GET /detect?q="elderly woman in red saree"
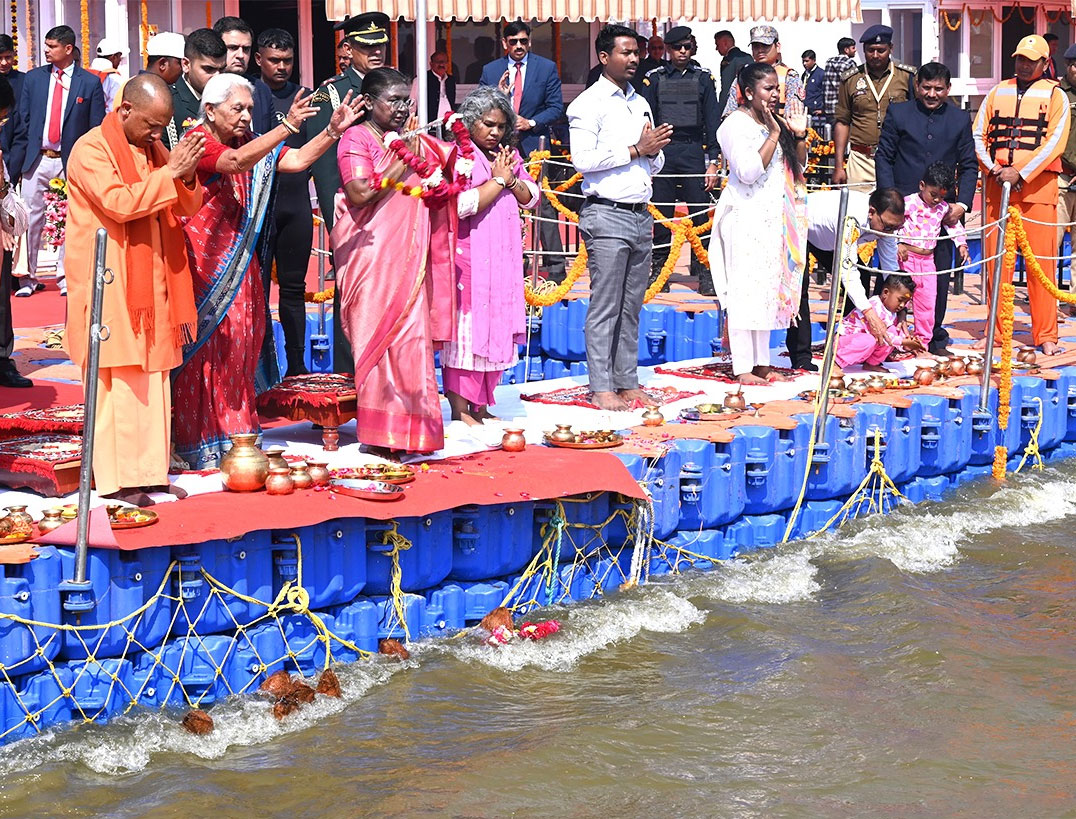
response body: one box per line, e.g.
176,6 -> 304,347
442,86 -> 538,424
172,72 -> 363,467
331,68 -> 461,456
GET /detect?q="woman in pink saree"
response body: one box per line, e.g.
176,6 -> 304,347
441,86 -> 538,424
331,68 -> 457,456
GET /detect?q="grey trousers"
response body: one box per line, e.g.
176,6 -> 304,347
579,201 -> 653,392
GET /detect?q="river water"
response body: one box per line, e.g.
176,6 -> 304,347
2,463 -> 1076,817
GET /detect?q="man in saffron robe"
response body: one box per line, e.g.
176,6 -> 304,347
65,74 -> 205,499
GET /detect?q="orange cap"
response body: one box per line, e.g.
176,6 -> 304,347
1012,35 -> 1049,61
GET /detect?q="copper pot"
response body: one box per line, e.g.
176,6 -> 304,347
948,357 -> 967,377
966,358 -> 983,375
866,374 -> 888,393
828,374 -> 846,391
37,508 -> 64,534
849,379 -> 870,396
501,428 -> 526,452
550,424 -> 575,443
3,505 -> 33,535
641,407 -> 665,426
220,433 -> 270,492
306,460 -> 330,487
936,358 -> 952,376
914,365 -> 936,386
1018,347 -> 1037,365
265,447 -> 288,472
289,462 -> 313,490
265,466 -> 294,495
723,388 -> 747,411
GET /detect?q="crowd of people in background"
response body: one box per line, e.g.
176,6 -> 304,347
0,14 -> 1070,493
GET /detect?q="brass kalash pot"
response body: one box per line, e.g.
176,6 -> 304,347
219,433 -> 270,492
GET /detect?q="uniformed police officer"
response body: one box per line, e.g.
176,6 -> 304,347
642,26 -> 720,294
309,11 -> 388,374
832,24 -> 915,187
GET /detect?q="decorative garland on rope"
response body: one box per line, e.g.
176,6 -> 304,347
80,0 -> 89,68
10,0 -> 16,69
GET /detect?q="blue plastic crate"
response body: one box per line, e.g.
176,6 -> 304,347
638,304 -> 671,365
449,503 -> 534,582
673,436 -> 747,528
668,309 -> 722,362
365,514 -> 453,594
1058,366 -> 1076,441
900,475 -> 952,503
56,546 -> 173,661
1013,375 -> 1065,455
791,412 -> 867,500
724,513 -> 788,552
733,418 -> 811,514
0,545 -> 62,677
19,657 -> 134,732
540,298 -> 589,361
171,531 -> 275,637
534,493 -> 612,562
273,519 -> 367,611
611,448 -> 682,541
304,310 -> 333,373
913,391 -> 973,477
422,584 -> 466,636
327,598 -> 380,657
855,399 -> 924,485
458,580 -> 511,622
661,529 -> 737,570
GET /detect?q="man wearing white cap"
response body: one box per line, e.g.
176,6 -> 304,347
974,34 -> 1070,355
90,37 -> 127,113
144,32 -> 184,86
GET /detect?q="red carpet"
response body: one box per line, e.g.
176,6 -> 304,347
34,447 -> 645,551
11,282 -> 66,330
0,381 -> 83,412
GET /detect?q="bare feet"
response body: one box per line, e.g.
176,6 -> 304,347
617,388 -> 655,406
1041,341 -> 1064,356
755,366 -> 790,383
473,406 -> 499,423
143,484 -> 189,499
969,337 -> 995,352
737,373 -> 768,385
863,364 -> 888,373
459,411 -> 482,426
364,445 -> 402,462
591,390 -> 629,411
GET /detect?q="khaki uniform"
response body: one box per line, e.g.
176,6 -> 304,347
835,61 -> 915,185
1058,77 -> 1076,290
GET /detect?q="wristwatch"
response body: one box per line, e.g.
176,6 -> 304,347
492,176 -> 507,188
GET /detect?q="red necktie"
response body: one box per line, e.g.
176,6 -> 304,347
48,68 -> 63,145
512,61 -> 524,112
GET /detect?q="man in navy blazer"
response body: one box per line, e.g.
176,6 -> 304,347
9,25 -> 105,297
479,22 -> 566,276
0,34 -> 24,159
875,61 -> 976,356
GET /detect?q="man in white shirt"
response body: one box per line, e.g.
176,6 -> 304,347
569,24 -> 672,412
802,187 -> 904,348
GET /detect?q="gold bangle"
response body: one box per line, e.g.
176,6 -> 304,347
281,118 -> 300,135
326,126 -> 342,140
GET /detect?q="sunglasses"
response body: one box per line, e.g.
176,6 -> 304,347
669,42 -> 693,51
506,37 -> 529,45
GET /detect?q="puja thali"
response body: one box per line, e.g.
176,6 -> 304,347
329,478 -> 406,501
544,430 -> 623,449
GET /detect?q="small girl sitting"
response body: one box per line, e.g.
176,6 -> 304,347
836,274 -> 924,371
898,162 -> 970,348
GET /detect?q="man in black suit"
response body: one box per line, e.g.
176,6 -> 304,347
0,76 -> 28,386
9,25 -> 105,298
875,61 -> 977,356
165,28 -> 225,150
414,51 -> 456,124
0,35 -> 27,292
714,30 -> 751,117
213,16 -> 275,136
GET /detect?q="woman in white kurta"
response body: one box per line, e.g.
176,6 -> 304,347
710,62 -> 808,384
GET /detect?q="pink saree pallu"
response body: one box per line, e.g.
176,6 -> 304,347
331,125 -> 456,454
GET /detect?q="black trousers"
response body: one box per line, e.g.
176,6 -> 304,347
320,204 -> 354,375
930,235 -> 954,353
0,249 -> 12,364
267,192 -> 314,377
786,241 -> 830,368
651,140 -> 713,292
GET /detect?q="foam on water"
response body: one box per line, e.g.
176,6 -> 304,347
695,550 -> 822,604
811,474 -> 1076,573
0,660 -> 403,776
433,589 -> 705,673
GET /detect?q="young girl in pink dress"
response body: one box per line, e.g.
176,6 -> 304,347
897,162 -> 970,348
836,274 -> 924,371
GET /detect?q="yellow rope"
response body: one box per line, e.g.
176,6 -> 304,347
1012,396 -> 1045,474
379,521 -> 413,643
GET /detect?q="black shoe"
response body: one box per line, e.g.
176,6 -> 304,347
792,361 -> 819,372
0,367 -> 32,388
929,346 -> 954,357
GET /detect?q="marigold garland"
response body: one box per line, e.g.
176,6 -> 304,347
80,0 -> 89,68
992,221 -> 1018,481
10,0 -> 16,69
858,240 -> 877,265
1009,207 -> 1076,304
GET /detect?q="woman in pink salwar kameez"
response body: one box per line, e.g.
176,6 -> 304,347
442,87 -> 538,424
331,68 -> 456,456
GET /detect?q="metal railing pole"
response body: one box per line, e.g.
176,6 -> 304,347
63,229 -> 111,614
813,187 -> 851,446
977,180 -> 1012,413
529,135 -> 548,292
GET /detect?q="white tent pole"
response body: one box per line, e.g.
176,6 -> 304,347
415,0 -> 429,126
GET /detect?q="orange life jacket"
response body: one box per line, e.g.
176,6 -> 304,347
984,77 -> 1063,173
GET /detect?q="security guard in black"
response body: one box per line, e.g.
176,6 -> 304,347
641,26 -> 721,294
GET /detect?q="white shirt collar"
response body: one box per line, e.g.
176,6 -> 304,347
511,52 -> 530,68
51,62 -> 74,77
597,73 -> 635,100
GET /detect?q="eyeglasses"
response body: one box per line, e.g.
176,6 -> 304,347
377,97 -> 413,110
506,37 -> 529,46
670,42 -> 693,51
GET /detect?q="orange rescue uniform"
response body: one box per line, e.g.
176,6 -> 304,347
974,76 -> 1070,345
